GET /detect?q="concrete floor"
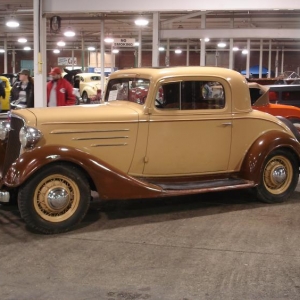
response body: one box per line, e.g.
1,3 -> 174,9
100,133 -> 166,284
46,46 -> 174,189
1,185 -> 300,300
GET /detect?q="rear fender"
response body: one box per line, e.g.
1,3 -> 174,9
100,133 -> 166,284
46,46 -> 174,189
240,130 -> 300,183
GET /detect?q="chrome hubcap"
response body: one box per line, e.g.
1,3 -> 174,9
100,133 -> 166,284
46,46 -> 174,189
47,188 -> 69,210
271,166 -> 287,184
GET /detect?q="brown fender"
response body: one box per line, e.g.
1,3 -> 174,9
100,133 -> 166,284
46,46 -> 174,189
240,130 -> 300,183
3,145 -> 162,200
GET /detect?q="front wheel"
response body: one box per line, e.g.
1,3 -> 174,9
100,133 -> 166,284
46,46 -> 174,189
82,91 -> 89,104
254,149 -> 299,203
18,164 -> 91,234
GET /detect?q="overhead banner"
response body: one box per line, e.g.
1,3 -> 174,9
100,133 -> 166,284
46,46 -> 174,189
113,38 -> 135,47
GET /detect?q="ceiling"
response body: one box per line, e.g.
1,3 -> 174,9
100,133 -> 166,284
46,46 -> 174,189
1,0 -> 300,52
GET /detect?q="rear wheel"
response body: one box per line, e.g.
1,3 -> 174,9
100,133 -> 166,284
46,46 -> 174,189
254,149 -> 299,203
18,164 -> 90,234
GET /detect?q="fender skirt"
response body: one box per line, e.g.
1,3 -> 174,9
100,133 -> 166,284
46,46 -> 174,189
3,145 -> 162,200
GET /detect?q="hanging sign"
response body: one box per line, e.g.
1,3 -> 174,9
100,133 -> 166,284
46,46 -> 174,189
58,57 -> 77,65
113,38 -> 135,47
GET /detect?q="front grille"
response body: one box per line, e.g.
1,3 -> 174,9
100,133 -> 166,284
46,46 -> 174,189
2,116 -> 24,176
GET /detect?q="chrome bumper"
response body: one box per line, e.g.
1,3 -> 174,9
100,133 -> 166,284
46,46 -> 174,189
0,191 -> 10,203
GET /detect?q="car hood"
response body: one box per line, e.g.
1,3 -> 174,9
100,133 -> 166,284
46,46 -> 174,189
24,102 -> 140,125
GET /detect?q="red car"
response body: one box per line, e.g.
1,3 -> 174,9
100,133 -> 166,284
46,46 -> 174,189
250,82 -> 300,130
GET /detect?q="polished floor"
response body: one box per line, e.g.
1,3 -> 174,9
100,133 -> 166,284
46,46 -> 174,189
1,185 -> 300,300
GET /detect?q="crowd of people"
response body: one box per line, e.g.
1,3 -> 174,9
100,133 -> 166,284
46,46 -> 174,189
0,66 -> 76,111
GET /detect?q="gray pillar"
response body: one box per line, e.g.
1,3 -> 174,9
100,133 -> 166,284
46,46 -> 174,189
186,40 -> 189,66
100,20 -> 105,93
229,38 -> 233,69
200,14 -> 206,66
268,40 -> 272,78
138,29 -> 142,67
165,39 -> 170,66
259,39 -> 263,78
281,48 -> 284,74
81,34 -> 85,71
152,12 -> 159,67
4,38 -> 7,73
246,39 -> 250,78
275,49 -> 279,77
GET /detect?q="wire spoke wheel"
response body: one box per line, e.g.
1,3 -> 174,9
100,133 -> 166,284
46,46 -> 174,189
34,174 -> 80,222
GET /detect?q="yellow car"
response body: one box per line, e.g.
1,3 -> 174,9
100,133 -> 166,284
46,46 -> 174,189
0,76 -> 12,111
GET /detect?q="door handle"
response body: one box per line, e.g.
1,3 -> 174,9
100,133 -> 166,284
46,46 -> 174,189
222,122 -> 232,126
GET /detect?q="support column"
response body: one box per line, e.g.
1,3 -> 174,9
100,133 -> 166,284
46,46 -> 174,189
268,40 -> 272,78
229,38 -> 233,69
81,34 -> 85,71
281,47 -> 284,74
259,39 -> 263,78
200,14 -> 206,66
4,38 -> 7,73
275,48 -> 279,77
33,0 -> 46,107
138,29 -> 142,67
246,39 -> 250,79
100,19 -> 105,94
186,40 -> 189,66
166,39 -> 170,66
152,12 -> 159,67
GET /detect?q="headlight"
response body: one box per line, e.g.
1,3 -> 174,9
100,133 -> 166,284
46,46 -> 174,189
19,126 -> 43,149
0,121 -> 11,140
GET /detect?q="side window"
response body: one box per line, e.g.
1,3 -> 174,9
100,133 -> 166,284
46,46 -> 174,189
156,80 -> 225,110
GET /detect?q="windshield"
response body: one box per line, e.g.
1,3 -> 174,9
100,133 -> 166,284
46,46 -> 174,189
105,78 -> 150,104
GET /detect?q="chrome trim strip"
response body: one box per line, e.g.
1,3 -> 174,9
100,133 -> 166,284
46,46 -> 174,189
42,120 -> 138,125
50,129 -> 130,134
91,143 -> 128,147
72,136 -> 129,140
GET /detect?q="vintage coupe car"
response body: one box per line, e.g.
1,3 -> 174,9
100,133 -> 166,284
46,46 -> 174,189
0,75 -> 12,111
249,82 -> 300,129
1,66 -> 300,234
73,72 -> 105,103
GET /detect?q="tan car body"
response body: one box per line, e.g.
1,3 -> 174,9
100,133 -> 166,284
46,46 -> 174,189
1,66 -> 300,233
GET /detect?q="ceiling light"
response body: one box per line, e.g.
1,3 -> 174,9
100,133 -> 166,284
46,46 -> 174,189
6,18 -> 19,28
135,18 -> 149,26
57,41 -> 66,47
104,37 -> 114,43
0,49 -> 5,53
53,49 -> 60,54
112,49 -> 119,54
88,46 -> 95,51
134,42 -> 139,46
24,46 -> 31,51
233,46 -> 239,51
64,27 -> 75,37
242,49 -> 248,54
217,42 -> 226,48
204,38 -> 210,42
159,46 -> 165,51
18,37 -> 27,43
175,49 -> 182,54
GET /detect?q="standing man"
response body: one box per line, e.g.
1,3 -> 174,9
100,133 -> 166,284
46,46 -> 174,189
47,67 -> 75,106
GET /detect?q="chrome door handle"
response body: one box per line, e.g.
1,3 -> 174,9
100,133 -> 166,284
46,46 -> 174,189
222,122 -> 232,126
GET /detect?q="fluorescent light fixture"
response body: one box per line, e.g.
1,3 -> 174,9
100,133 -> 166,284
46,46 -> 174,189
53,49 -> 60,54
57,41 -> 66,47
204,37 -> 210,42
6,18 -> 19,28
18,37 -> 27,43
232,46 -> 239,51
242,49 -> 248,54
104,37 -> 114,43
135,18 -> 149,26
175,49 -> 182,54
88,46 -> 95,51
217,42 -> 226,48
112,49 -> 119,54
0,49 -> 5,53
24,46 -> 31,50
64,27 -> 75,37
134,42 -> 139,46
159,46 -> 165,51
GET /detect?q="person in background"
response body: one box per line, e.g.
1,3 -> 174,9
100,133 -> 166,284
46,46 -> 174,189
0,78 -> 5,99
47,67 -> 75,106
10,69 -> 34,108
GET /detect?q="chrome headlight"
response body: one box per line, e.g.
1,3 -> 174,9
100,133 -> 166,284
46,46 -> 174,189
19,126 -> 43,149
0,121 -> 11,140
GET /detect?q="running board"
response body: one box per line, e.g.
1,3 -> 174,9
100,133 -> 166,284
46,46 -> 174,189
147,178 -> 255,196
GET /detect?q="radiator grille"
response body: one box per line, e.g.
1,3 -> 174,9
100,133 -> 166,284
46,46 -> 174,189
2,116 -> 24,176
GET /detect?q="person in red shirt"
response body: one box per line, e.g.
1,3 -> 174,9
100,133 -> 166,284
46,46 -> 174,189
47,67 -> 75,106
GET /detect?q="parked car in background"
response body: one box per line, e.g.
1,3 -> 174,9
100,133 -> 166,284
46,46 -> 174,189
0,75 -> 12,111
1,67 -> 300,234
264,84 -> 300,108
74,73 -> 105,103
249,83 -> 300,128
